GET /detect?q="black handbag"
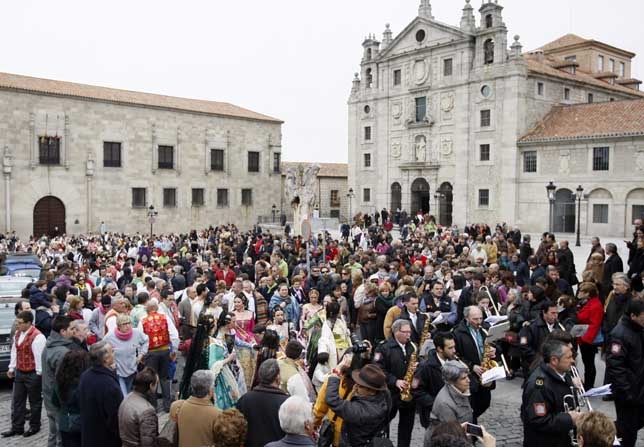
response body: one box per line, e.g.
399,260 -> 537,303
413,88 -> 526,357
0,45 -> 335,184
317,418 -> 335,447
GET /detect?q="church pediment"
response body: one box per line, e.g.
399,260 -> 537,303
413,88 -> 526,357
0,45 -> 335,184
378,17 -> 472,60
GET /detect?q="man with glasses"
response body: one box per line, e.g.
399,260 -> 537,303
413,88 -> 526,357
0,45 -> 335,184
2,311 -> 46,438
375,319 -> 416,447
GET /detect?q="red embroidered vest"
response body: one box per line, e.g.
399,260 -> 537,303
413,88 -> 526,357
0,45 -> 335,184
16,326 -> 41,372
142,312 -> 170,350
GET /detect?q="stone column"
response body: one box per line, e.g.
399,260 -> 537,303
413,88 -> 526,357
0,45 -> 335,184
64,115 -> 70,169
151,123 -> 157,173
3,146 -> 13,231
86,151 -> 95,233
29,113 -> 36,169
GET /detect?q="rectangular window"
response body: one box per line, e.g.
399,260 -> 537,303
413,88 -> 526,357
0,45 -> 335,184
248,151 -> 260,173
273,152 -> 281,173
158,145 -> 174,169
633,205 -> 644,222
364,126 -> 372,141
38,136 -> 60,165
564,55 -> 577,62
479,144 -> 490,161
593,146 -> 610,171
588,93 -> 594,103
443,58 -> 453,76
415,97 -> 427,122
216,188 -> 229,207
192,188 -> 204,207
480,109 -> 491,127
593,204 -> 609,223
598,55 -> 604,71
478,189 -> 490,208
564,87 -> 571,100
210,149 -> 224,171
619,62 -> 625,77
103,142 -> 121,167
163,188 -> 177,207
393,69 -> 401,86
523,151 -> 537,173
241,188 -> 253,206
330,190 -> 340,207
330,209 -> 340,218
363,188 -> 371,202
609,59 -> 615,72
132,188 -> 146,208
363,153 -> 371,167
537,82 -> 544,96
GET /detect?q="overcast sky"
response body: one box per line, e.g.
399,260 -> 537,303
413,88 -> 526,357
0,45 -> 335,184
2,0 -> 641,164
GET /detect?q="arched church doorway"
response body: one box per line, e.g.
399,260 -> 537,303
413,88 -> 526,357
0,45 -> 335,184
437,182 -> 453,227
411,178 -> 430,215
33,196 -> 66,237
391,182 -> 402,212
553,189 -> 575,233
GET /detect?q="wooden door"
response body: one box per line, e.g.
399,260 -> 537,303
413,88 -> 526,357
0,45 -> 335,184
33,196 -> 66,237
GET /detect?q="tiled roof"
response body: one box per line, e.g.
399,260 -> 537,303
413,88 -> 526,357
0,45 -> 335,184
524,53 -> 644,98
539,33 -> 589,52
519,99 -> 644,143
281,162 -> 348,178
0,71 -> 282,123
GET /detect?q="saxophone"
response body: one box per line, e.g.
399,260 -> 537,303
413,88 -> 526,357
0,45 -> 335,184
479,327 -> 499,388
400,315 -> 432,402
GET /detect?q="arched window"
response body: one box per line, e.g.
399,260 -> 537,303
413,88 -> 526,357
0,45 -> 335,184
366,48 -> 372,60
366,68 -> 373,88
485,14 -> 493,28
484,39 -> 494,65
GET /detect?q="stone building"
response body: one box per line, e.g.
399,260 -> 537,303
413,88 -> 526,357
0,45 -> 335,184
280,162 -> 348,220
0,71 -> 283,238
348,0 -> 644,236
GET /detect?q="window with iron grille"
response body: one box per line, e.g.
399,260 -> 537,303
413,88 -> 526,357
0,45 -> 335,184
443,58 -> 453,76
593,147 -> 609,171
217,189 -> 229,207
363,188 -> 371,202
132,188 -> 146,208
593,204 -> 609,223
103,142 -> 121,167
478,189 -> 490,207
330,190 -> 340,207
415,97 -> 426,122
273,152 -> 281,173
364,153 -> 371,168
480,110 -> 491,127
364,126 -> 372,141
393,69 -> 401,86
39,137 -> 60,165
537,82 -> 544,96
248,151 -> 260,173
211,149 -> 224,171
479,144 -> 490,161
523,151 -> 537,173
564,88 -> 571,100
158,145 -> 174,169
241,188 -> 252,206
192,188 -> 204,207
163,188 -> 177,207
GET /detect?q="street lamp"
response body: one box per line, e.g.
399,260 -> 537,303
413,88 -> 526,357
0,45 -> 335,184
433,192 -> 445,223
271,204 -> 277,223
147,205 -> 158,236
546,181 -> 557,234
574,185 -> 584,247
346,188 -> 355,223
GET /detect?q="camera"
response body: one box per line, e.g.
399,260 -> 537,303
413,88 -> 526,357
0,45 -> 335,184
349,334 -> 369,354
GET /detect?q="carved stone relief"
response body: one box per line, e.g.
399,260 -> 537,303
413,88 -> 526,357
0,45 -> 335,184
559,149 -> 570,174
440,137 -> 453,157
391,140 -> 402,159
636,149 -> 644,171
413,59 -> 429,85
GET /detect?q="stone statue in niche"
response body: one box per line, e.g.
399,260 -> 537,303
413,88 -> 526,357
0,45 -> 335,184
636,150 -> 644,171
559,150 -> 570,174
414,135 -> 427,161
284,164 -> 320,236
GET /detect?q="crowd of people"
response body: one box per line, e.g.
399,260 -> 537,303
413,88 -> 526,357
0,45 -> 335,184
0,212 -> 643,447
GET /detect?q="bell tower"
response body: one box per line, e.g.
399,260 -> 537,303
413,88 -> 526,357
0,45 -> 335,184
476,0 -> 507,66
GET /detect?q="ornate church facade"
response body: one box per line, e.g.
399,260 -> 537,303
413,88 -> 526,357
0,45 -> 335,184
348,0 -> 644,237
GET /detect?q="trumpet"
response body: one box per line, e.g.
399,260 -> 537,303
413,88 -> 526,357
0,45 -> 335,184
571,365 -> 592,411
479,285 -> 500,316
563,366 -> 592,447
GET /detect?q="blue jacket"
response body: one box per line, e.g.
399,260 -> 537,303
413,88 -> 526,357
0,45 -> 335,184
78,366 -> 123,447
269,292 -> 300,326
29,285 -> 51,309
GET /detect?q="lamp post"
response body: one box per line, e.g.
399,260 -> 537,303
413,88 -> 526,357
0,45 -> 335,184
433,192 -> 445,224
271,204 -> 277,223
574,185 -> 584,247
546,181 -> 557,234
346,188 -> 355,223
147,205 -> 158,236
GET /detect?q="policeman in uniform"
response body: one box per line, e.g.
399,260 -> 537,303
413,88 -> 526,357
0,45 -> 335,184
519,300 -> 565,376
521,339 -> 581,447
605,299 -> 644,447
375,318 -> 416,447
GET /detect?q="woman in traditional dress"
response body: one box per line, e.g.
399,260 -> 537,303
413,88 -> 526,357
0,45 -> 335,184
215,312 -> 251,396
232,294 -> 256,389
300,289 -> 323,342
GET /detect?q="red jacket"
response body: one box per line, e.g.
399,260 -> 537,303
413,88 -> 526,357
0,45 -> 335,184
576,296 -> 603,345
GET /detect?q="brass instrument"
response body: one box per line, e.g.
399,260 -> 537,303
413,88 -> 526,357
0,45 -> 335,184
401,313 -> 433,401
478,286 -> 511,379
563,365 -> 592,447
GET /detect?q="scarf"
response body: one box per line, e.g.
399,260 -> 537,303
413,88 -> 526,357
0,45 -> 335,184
115,326 -> 133,341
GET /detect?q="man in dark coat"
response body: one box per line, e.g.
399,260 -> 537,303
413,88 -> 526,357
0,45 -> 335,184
78,341 -> 123,447
556,240 -> 577,286
237,359 -> 289,447
395,294 -> 428,345
602,242 -> 624,298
